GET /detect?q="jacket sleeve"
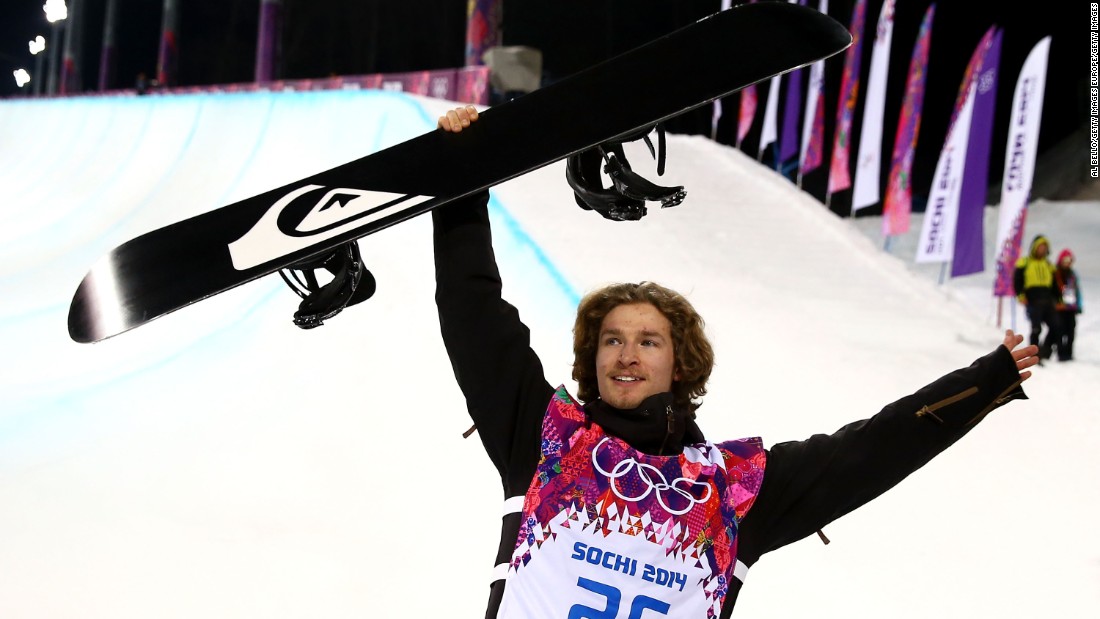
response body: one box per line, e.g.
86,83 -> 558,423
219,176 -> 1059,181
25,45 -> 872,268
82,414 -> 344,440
433,191 -> 555,490
736,345 -> 1027,564
1014,261 -> 1026,298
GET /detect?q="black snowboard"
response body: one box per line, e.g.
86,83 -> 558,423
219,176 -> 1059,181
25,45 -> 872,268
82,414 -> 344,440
68,1 -> 850,343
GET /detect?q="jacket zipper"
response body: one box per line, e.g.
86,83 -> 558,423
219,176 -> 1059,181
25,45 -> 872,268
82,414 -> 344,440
965,379 -> 1025,427
657,405 -> 675,455
915,386 -> 979,425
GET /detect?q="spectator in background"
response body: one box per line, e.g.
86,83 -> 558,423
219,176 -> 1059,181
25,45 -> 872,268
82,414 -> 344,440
1054,248 -> 1083,361
1014,234 -> 1061,363
135,72 -> 159,96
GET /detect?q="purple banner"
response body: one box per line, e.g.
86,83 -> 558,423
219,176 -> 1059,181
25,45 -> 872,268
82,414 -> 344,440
780,68 -> 803,163
952,28 -> 1001,277
827,0 -> 866,194
255,0 -> 283,82
779,0 -> 806,163
883,3 -> 933,237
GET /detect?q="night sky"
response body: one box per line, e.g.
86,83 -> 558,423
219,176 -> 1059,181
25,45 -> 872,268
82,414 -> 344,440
0,1 -> 1090,212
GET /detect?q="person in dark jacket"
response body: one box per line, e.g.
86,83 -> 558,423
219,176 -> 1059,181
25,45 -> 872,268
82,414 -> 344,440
1053,248 -> 1083,361
1014,234 -> 1060,360
433,106 -> 1039,619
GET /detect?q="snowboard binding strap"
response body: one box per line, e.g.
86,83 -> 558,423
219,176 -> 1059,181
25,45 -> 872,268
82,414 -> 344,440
566,124 -> 686,222
278,241 -> 376,329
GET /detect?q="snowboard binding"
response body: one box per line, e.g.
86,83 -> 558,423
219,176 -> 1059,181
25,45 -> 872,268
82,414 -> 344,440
566,123 -> 686,222
278,241 -> 376,329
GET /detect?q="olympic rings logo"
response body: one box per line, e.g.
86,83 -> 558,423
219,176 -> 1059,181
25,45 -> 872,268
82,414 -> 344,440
591,437 -> 713,516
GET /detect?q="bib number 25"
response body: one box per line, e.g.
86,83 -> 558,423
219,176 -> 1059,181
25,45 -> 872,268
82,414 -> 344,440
567,577 -> 670,619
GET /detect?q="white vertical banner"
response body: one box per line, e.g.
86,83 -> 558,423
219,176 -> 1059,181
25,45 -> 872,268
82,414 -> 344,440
915,87 -> 976,264
759,74 -> 781,157
851,0 -> 895,211
800,0 -> 828,172
992,36 -> 1051,294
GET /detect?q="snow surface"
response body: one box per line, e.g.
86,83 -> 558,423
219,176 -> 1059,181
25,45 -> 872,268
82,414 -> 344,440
0,90 -> 1097,618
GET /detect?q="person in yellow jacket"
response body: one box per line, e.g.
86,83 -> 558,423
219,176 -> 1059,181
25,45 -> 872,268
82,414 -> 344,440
1013,234 -> 1061,361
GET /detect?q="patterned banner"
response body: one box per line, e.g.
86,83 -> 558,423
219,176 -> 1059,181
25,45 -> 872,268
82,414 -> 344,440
466,0 -> 503,66
734,0 -> 756,147
882,3 -> 933,237
952,28 -> 1002,277
851,0 -> 894,211
915,26 -> 996,264
799,0 -> 828,174
826,0 -> 866,194
993,36 -> 1051,296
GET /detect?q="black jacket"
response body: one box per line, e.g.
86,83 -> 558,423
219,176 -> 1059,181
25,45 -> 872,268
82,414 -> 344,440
433,191 -> 1028,618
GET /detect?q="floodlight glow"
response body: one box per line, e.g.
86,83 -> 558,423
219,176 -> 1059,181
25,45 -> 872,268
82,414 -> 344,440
29,36 -> 46,55
14,69 -> 31,88
43,0 -> 68,23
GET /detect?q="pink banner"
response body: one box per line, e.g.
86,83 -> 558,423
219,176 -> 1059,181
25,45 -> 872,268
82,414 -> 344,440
882,3 -> 934,237
738,85 -> 757,146
827,0 -> 866,194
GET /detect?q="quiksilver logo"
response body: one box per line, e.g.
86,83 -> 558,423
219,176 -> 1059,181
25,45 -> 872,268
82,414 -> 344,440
228,184 -> 434,270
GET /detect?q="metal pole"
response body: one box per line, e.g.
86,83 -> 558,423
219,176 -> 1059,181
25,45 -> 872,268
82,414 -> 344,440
255,0 -> 283,83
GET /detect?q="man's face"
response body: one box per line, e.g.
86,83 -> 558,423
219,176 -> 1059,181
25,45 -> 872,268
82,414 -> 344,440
1036,242 -> 1049,258
595,302 -> 679,410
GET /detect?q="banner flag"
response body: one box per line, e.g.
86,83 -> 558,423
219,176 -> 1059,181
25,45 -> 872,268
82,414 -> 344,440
759,74 -> 781,157
882,3 -> 933,237
738,85 -> 758,147
851,0 -> 894,211
915,26 -> 997,264
993,36 -> 1051,296
827,0 -> 867,194
914,86 -> 976,263
799,0 -> 828,174
827,0 -> 866,193
780,0 -> 808,164
952,28 -> 1002,277
734,0 -> 757,147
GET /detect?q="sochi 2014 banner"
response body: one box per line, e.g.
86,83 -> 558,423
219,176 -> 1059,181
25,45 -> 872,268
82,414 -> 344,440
826,0 -> 867,195
993,36 -> 1051,296
851,0 -> 894,211
915,26 -> 997,264
882,2 -> 933,237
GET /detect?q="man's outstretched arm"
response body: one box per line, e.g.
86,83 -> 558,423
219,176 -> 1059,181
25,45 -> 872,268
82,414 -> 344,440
737,331 -> 1037,563
433,106 -> 554,487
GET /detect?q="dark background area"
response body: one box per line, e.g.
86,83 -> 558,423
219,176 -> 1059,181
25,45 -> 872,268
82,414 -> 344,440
0,0 -> 1091,213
